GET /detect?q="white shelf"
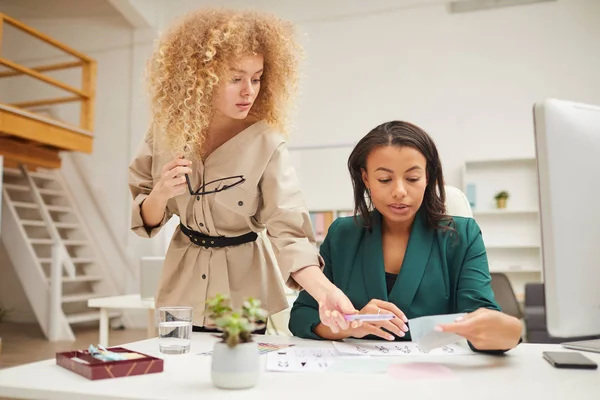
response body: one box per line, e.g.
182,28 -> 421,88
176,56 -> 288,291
490,269 -> 541,274
490,269 -> 541,273
473,209 -> 538,216
485,244 -> 540,249
465,157 -> 536,167
463,156 -> 543,298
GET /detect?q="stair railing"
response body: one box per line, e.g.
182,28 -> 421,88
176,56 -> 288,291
18,164 -> 76,340
0,12 -> 96,132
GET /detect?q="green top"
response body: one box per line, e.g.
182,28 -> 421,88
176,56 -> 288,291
289,209 -> 503,351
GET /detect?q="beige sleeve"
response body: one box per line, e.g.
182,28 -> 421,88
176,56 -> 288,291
256,143 -> 323,290
128,135 -> 173,238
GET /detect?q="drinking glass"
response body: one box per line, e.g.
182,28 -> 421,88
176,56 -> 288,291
157,306 -> 193,354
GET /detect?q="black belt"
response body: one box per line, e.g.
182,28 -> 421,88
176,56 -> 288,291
179,223 -> 257,248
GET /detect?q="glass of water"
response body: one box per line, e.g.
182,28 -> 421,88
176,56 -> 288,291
157,306 -> 193,354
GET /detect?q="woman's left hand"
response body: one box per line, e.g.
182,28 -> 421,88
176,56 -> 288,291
318,286 -> 361,334
435,308 -> 522,351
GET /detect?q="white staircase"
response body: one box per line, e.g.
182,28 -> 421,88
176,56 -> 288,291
1,164 -> 121,341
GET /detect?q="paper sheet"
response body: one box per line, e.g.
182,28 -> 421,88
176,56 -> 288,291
332,341 -> 472,356
266,340 -> 472,373
407,313 -> 466,352
265,347 -> 338,372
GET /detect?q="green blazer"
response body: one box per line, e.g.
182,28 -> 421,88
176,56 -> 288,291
289,209 -> 501,343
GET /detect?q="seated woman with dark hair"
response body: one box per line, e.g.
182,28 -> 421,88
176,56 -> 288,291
288,121 -> 522,352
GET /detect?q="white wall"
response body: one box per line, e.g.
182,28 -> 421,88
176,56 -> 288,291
293,0 -> 595,209
156,0 -> 600,211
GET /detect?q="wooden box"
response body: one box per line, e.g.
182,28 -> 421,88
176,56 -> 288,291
55,347 -> 163,380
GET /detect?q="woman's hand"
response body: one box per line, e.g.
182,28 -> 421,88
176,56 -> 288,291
141,158 -> 192,228
153,158 -> 193,201
347,299 -> 409,341
317,286 -> 358,333
290,267 -> 360,334
435,308 -> 522,351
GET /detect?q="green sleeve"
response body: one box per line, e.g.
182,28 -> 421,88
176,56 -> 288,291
288,220 -> 338,339
456,218 -> 501,314
458,218 -> 519,354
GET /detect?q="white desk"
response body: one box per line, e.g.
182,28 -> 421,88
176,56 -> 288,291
87,294 -> 155,347
1,334 -> 599,400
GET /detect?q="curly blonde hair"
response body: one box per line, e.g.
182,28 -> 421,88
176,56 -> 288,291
145,8 -> 302,159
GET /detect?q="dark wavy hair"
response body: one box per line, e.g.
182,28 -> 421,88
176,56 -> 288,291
347,120 -> 454,232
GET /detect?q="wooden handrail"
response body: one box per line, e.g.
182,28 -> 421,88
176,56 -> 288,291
0,58 -> 89,98
0,12 -> 93,62
0,13 -> 96,135
0,60 -> 84,78
80,61 -> 96,132
10,96 -> 82,109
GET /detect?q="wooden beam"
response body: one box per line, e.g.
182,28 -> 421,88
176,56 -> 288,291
0,110 -> 93,153
0,137 -> 61,169
0,61 -> 83,78
80,61 -> 96,131
0,58 -> 89,98
0,15 -> 4,56
3,158 -> 39,171
0,13 -> 93,62
10,96 -> 81,109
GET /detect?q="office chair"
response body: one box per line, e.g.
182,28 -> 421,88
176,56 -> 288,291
490,272 -> 523,319
445,185 -> 474,218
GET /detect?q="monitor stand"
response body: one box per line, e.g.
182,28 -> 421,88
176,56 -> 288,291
561,339 -> 600,354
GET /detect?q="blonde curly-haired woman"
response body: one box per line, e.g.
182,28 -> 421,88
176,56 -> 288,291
128,8 -> 357,334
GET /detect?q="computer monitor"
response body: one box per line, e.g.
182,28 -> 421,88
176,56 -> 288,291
533,98 -> 600,339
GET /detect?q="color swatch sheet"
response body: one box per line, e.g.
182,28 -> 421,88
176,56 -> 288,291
197,342 -> 294,356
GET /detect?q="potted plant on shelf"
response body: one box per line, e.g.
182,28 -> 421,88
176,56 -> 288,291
205,294 -> 268,390
495,190 -> 509,209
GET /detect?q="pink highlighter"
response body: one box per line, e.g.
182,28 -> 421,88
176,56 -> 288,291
344,314 -> 395,322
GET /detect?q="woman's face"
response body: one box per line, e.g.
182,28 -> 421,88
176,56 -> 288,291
361,145 -> 428,226
213,54 -> 264,121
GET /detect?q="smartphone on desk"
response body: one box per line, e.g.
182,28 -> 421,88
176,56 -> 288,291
543,351 -> 598,370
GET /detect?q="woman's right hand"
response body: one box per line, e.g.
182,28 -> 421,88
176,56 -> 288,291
348,299 -> 409,341
153,158 -> 193,201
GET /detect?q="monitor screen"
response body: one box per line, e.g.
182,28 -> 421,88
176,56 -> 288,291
533,98 -> 600,338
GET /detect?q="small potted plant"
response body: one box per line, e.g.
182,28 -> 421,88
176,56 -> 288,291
205,294 -> 268,390
495,190 -> 509,209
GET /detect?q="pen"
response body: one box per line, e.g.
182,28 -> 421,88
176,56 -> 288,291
344,314 -> 395,322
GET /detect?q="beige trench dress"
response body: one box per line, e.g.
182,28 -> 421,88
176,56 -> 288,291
128,120 -> 321,326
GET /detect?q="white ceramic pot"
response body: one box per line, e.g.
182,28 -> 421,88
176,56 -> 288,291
211,341 -> 260,389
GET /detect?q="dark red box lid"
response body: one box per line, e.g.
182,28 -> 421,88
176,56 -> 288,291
56,347 -> 164,380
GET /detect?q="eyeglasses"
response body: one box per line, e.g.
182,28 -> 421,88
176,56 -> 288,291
185,174 -> 246,196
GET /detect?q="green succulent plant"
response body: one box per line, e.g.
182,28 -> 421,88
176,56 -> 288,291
494,191 -> 509,200
205,295 -> 268,348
